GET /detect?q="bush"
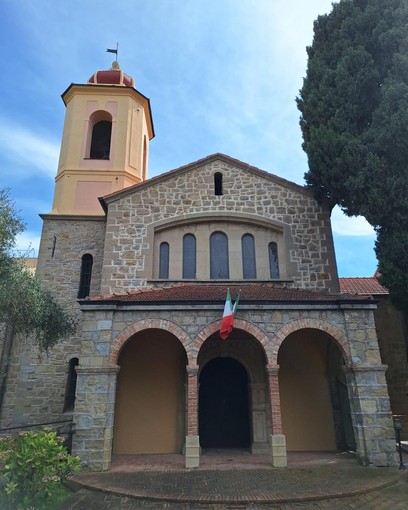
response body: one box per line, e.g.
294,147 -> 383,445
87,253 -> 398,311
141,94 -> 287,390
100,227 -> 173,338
0,429 -> 80,509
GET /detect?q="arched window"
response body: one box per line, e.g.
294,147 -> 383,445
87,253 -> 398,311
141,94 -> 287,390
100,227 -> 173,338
214,172 -> 223,196
183,234 -> 196,279
90,120 -> 112,159
269,242 -> 280,279
78,254 -> 93,298
242,234 -> 257,279
159,242 -> 170,279
63,357 -> 79,412
210,232 -> 229,279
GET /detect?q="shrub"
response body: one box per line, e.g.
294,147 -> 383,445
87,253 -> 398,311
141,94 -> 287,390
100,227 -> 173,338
0,429 -> 80,509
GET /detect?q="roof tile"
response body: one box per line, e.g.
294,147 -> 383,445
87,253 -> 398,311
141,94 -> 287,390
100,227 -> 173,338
339,277 -> 388,296
83,283 -> 371,304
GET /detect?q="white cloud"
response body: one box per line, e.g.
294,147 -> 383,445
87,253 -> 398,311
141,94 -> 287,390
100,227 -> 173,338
331,206 -> 375,237
0,118 -> 59,178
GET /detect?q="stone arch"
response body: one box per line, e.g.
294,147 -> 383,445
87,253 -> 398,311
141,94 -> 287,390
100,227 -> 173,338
109,319 -> 190,365
192,318 -> 271,365
272,318 -> 351,367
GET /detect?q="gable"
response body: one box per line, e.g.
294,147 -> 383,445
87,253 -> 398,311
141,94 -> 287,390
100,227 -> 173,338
99,155 -> 338,293
101,153 -> 315,208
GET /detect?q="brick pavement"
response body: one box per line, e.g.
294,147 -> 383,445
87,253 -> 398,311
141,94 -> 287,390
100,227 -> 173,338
62,451 -> 408,509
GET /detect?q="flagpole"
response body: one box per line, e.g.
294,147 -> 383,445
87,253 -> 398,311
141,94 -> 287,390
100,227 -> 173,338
106,42 -> 119,61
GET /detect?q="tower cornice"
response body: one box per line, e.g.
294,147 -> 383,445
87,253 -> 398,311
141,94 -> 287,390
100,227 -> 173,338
61,83 -> 155,140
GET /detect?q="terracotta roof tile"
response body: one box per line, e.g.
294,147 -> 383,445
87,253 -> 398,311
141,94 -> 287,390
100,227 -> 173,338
339,277 -> 388,296
83,283 -> 371,305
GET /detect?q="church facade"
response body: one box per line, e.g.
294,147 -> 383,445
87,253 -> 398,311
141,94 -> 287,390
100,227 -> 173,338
0,63 -> 398,470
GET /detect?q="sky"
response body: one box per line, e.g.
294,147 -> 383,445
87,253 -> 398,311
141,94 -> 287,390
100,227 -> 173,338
0,0 -> 377,277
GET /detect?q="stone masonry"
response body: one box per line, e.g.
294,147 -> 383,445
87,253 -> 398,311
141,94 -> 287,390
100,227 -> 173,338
0,156 -> 398,472
100,157 -> 339,293
72,301 -> 398,470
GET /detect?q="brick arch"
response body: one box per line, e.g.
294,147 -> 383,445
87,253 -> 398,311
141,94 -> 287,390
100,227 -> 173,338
272,318 -> 351,367
192,318 -> 271,365
109,319 -> 190,365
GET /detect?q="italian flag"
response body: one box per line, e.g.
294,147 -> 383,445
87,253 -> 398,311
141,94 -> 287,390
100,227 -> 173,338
220,289 -> 239,340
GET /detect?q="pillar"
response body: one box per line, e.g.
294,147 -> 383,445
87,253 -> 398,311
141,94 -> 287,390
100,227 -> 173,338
249,383 -> 269,453
72,365 -> 120,471
346,364 -> 399,467
185,365 -> 200,468
267,365 -> 287,467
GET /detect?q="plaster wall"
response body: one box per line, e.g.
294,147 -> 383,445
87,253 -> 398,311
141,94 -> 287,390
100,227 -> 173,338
113,329 -> 186,454
278,330 -> 337,451
52,88 -> 151,215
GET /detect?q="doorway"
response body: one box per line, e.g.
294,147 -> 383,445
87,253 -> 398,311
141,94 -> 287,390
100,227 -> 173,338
199,357 -> 250,448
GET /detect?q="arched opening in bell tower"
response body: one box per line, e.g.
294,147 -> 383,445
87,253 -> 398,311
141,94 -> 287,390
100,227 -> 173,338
90,120 -> 112,159
85,110 -> 113,160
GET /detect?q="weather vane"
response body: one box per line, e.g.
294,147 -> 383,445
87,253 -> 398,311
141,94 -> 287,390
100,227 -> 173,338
107,42 -> 119,61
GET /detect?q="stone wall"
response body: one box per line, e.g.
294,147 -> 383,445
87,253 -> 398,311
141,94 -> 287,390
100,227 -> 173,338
374,296 -> 408,438
0,217 -> 106,428
72,302 -> 398,469
101,159 -> 339,294
36,216 -> 106,304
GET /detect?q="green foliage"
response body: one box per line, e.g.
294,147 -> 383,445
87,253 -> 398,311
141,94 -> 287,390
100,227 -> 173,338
297,0 -> 408,311
0,188 -> 25,268
0,189 -> 77,351
0,430 -> 80,509
375,227 -> 408,313
0,260 -> 77,351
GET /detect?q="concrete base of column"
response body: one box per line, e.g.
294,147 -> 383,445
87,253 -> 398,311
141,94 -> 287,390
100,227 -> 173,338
185,435 -> 200,468
270,434 -> 287,468
251,442 -> 270,454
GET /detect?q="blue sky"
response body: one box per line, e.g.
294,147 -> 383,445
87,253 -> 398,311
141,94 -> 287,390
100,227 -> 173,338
0,0 -> 377,277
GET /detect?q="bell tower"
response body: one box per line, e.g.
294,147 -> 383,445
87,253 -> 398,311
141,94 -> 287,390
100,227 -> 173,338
50,61 -> 154,215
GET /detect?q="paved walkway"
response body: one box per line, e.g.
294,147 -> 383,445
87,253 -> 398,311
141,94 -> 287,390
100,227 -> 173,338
62,450 -> 408,509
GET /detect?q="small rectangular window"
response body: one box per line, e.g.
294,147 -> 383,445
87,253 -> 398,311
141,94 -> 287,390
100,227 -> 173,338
269,242 -> 280,279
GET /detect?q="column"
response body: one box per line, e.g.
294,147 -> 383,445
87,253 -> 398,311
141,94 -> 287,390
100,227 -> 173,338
267,365 -> 287,467
72,365 -> 120,471
249,383 -> 269,453
185,364 -> 200,468
346,364 -> 398,467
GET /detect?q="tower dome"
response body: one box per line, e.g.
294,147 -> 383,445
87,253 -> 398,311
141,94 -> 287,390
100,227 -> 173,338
87,61 -> 134,87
